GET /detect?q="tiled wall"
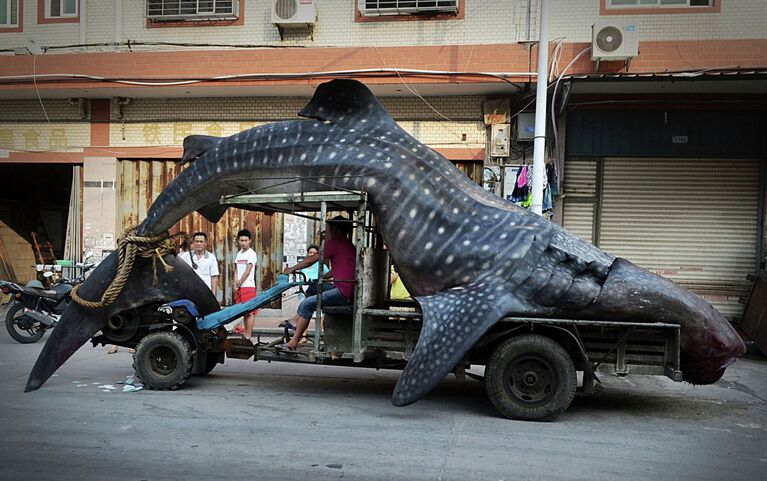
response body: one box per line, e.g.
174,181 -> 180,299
106,95 -> 487,150
2,1 -> 762,52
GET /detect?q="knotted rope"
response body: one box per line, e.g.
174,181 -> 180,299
71,227 -> 186,309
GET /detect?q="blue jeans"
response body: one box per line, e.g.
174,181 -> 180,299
297,287 -> 350,320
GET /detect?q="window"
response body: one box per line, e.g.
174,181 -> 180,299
46,0 -> 78,18
607,0 -> 714,8
0,0 -> 19,27
359,0 -> 458,18
146,0 -> 239,21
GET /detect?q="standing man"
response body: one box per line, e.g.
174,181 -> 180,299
234,229 -> 258,340
181,232 -> 220,299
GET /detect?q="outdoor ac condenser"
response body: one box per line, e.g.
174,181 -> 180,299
271,0 -> 317,28
591,22 -> 639,62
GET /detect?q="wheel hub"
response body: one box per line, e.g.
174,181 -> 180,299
504,355 -> 559,406
148,346 -> 177,377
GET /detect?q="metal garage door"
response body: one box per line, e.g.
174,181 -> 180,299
564,157 -> 760,318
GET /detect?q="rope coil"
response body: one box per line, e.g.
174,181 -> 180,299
71,227 -> 186,309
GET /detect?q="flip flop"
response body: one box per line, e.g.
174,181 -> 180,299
278,320 -> 296,331
276,343 -> 295,352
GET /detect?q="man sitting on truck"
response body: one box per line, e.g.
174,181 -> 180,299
279,216 -> 356,351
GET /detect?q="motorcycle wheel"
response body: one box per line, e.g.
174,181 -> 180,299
5,304 -> 46,344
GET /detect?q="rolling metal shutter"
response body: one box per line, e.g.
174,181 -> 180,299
599,158 -> 759,318
562,158 -> 599,244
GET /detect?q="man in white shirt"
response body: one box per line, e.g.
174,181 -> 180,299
234,228 -> 258,340
181,232 -> 220,298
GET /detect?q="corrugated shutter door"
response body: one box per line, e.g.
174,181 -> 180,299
600,157 -> 759,318
562,158 -> 598,244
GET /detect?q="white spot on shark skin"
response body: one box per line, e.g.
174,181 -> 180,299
409,174 -> 416,181
453,208 -> 460,215
428,211 -> 435,219
400,154 -> 406,159
473,225 -> 480,232
367,178 -> 376,187
438,227 -> 445,234
278,154 -> 284,162
197,175 -> 202,180
423,188 -> 430,195
300,153 -> 307,161
308,136 -> 314,141
409,208 -> 418,219
393,190 -> 401,198
463,240 -> 470,246
425,242 -> 433,250
216,166 -> 221,173
357,153 -> 365,159
329,152 -> 337,159
384,162 -> 392,168
500,233 -> 508,239
282,138 -> 287,143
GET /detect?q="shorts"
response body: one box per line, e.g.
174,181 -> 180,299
236,286 -> 259,316
297,287 -> 350,320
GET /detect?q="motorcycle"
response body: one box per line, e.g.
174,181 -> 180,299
1,260 -> 95,344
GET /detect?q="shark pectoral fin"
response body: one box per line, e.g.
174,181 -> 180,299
180,135 -> 222,165
196,203 -> 228,224
392,282 -> 519,407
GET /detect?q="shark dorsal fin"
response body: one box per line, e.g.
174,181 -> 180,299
299,79 -> 393,126
180,135 -> 223,165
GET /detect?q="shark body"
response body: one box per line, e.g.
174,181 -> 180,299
27,80 -> 745,405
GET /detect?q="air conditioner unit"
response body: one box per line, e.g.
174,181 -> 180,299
272,0 -> 316,28
591,22 -> 639,62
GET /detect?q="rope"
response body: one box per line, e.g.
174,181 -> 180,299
71,227 -> 186,309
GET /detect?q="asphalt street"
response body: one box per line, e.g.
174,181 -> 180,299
1,303 -> 766,481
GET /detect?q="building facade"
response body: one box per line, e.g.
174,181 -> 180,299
0,0 -> 765,316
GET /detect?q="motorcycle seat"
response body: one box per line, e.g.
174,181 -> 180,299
27,287 -> 63,299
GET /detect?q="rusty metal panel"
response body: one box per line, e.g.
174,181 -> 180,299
452,160 -> 483,185
116,159 -> 282,306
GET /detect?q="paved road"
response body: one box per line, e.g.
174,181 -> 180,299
1,303 -> 766,481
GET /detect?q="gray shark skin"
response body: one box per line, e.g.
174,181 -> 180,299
26,80 -> 745,404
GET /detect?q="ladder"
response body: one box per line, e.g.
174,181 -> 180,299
31,232 -> 57,265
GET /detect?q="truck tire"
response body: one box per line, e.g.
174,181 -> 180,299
5,304 -> 46,344
133,331 -> 194,390
485,333 -> 576,421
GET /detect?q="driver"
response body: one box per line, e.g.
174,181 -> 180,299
279,216 -> 356,351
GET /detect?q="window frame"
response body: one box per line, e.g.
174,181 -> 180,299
146,0 -> 244,28
37,0 -> 79,24
0,0 -> 21,31
601,0 -> 721,15
355,0 -> 465,23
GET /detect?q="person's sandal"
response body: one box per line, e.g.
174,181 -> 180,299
276,343 -> 295,352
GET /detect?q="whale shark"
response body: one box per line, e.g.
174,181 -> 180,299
26,79 -> 745,405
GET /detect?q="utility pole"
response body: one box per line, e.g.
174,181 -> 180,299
531,0 -> 550,216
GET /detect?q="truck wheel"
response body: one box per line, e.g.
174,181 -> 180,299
5,304 -> 46,344
133,331 -> 194,390
485,333 -> 576,421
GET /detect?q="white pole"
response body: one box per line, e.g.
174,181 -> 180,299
115,0 -> 122,49
531,0 -> 550,216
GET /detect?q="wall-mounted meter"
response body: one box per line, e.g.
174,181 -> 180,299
491,124 -> 511,157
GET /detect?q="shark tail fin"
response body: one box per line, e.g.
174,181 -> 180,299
180,135 -> 223,165
298,79 -> 394,126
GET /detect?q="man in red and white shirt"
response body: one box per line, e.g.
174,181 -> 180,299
234,229 -> 258,339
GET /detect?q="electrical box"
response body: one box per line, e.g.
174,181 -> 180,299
490,124 -> 510,157
516,112 -> 535,142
